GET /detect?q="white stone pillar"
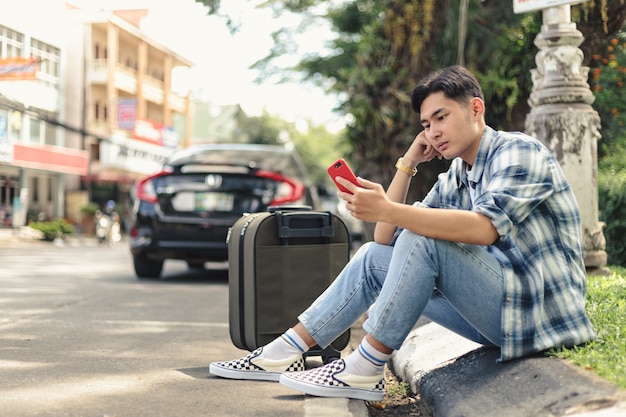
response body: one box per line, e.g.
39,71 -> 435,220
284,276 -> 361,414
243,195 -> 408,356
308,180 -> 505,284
525,5 -> 607,270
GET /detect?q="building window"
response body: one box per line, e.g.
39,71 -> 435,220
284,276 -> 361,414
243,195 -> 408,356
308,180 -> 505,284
32,177 -> 39,204
30,37 -> 60,88
0,109 -> 6,141
29,117 -> 41,143
44,121 -> 57,146
47,176 -> 53,203
90,142 -> 100,162
94,102 -> 108,122
10,111 -> 21,141
0,24 -> 24,58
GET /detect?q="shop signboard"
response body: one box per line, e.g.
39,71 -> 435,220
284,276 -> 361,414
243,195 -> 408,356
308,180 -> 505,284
101,134 -> 172,175
118,98 -> 137,130
132,118 -> 163,146
0,57 -> 37,81
513,0 -> 586,13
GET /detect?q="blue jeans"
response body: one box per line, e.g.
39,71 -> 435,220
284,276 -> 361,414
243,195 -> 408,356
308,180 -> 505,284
298,229 -> 504,351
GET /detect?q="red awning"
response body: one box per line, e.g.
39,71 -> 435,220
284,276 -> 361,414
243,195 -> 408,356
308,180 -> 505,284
11,143 -> 89,175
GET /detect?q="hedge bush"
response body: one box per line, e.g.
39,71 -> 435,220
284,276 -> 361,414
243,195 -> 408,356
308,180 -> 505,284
29,219 -> 75,241
598,166 -> 626,267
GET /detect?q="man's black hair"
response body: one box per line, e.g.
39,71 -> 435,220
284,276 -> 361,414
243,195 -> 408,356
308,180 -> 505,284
411,66 -> 484,113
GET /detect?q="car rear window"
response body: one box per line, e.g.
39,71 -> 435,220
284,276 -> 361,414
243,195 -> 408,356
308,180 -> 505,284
166,147 -> 305,179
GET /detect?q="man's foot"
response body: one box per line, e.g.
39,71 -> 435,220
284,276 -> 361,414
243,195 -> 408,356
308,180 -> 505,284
279,359 -> 385,401
209,347 -> 305,382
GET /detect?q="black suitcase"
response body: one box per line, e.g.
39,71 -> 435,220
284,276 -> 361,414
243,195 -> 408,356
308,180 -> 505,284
227,206 -> 351,363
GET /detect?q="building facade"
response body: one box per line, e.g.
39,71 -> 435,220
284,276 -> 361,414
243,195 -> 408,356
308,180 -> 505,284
64,5 -> 193,228
0,2 -> 193,230
0,0 -> 88,227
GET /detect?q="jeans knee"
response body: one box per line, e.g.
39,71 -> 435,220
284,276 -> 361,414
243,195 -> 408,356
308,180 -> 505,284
395,229 -> 433,251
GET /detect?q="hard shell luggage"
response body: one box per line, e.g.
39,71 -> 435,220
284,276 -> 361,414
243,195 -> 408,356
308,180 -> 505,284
227,206 -> 351,363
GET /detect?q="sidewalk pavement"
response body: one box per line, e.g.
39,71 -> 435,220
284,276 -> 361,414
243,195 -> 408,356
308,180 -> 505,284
0,226 -> 99,247
4,227 -> 624,417
391,322 -> 626,417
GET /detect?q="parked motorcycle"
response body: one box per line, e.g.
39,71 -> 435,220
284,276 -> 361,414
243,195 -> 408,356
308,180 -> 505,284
95,210 -> 122,247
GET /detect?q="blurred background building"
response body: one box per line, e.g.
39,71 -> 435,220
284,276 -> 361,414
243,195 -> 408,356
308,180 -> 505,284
0,0 -> 193,231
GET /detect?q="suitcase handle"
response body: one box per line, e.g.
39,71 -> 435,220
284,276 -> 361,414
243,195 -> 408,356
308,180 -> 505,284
274,211 -> 335,239
268,205 -> 312,213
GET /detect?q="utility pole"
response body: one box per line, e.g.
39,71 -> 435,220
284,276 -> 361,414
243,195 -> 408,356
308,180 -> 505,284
518,1 -> 607,273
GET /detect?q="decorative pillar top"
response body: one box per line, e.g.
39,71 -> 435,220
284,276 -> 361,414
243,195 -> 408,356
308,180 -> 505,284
528,6 -> 595,107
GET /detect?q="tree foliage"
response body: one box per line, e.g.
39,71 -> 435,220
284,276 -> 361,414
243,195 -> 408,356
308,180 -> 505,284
295,0 -> 452,201
238,110 -> 349,186
589,31 -> 626,157
195,0 -> 626,203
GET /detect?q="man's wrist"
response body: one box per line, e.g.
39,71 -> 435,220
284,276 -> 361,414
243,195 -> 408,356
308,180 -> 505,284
396,157 -> 418,177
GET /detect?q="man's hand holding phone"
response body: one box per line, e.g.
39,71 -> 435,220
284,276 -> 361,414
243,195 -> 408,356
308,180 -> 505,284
327,158 -> 391,224
327,158 -> 360,194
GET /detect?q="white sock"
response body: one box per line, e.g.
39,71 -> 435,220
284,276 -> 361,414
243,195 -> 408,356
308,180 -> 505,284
261,328 -> 309,360
342,337 -> 391,377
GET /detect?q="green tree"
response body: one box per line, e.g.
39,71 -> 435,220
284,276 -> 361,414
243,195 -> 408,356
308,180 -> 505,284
195,0 -> 626,203
239,111 -> 347,186
289,123 -> 351,187
299,0 -> 453,201
434,1 -> 539,131
592,28 -> 626,266
589,31 -> 626,158
241,110 -> 285,146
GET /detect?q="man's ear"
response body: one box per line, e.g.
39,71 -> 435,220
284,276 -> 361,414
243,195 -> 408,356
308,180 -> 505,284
471,97 -> 485,119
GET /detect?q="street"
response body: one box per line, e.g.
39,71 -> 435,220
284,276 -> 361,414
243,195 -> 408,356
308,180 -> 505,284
0,238 -> 366,417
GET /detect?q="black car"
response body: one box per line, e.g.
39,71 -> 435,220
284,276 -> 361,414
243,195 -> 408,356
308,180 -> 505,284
129,143 -> 319,279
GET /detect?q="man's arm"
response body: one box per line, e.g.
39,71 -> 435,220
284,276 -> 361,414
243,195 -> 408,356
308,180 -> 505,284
339,173 -> 499,246
373,164 -> 414,244
378,201 -> 499,246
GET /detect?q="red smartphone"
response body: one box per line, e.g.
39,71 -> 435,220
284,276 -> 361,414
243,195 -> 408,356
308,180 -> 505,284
327,158 -> 359,193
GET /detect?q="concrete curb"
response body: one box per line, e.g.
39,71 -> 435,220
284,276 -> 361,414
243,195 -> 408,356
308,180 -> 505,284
391,323 -> 626,417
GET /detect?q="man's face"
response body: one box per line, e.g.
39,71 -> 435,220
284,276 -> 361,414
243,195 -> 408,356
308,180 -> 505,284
419,91 -> 483,165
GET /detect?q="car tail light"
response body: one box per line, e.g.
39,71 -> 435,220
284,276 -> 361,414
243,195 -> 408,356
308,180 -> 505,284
256,170 -> 305,206
135,169 -> 173,204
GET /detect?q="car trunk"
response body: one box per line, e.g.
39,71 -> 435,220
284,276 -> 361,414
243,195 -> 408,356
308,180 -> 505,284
149,172 -> 280,243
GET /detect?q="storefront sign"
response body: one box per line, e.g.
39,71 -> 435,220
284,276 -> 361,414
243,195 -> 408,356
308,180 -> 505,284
118,98 -> 137,130
513,0 -> 586,13
132,118 -> 163,146
100,135 -> 173,175
131,118 -> 180,149
161,127 -> 179,149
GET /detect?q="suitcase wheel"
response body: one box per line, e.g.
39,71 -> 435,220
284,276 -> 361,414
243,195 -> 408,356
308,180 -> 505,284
322,354 -> 340,364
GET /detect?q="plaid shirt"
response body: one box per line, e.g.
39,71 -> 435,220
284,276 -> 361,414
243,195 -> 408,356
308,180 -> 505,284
420,126 -> 596,362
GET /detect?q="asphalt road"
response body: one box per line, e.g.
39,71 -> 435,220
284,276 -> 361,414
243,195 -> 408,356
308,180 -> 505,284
0,238 -> 367,417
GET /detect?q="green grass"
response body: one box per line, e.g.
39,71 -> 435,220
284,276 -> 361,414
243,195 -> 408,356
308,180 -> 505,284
549,267 -> 626,388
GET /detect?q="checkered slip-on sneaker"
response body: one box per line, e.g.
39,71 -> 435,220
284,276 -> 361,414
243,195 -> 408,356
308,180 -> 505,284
209,347 -> 305,382
279,359 -> 385,401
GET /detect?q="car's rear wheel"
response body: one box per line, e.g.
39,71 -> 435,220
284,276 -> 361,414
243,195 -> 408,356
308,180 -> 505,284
133,253 -> 164,279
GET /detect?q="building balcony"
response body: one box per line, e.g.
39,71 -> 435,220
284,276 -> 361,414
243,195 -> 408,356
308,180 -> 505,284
0,80 -> 59,113
86,60 -> 186,111
86,119 -> 110,138
143,76 -> 163,105
88,59 -> 138,95
168,93 -> 186,113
